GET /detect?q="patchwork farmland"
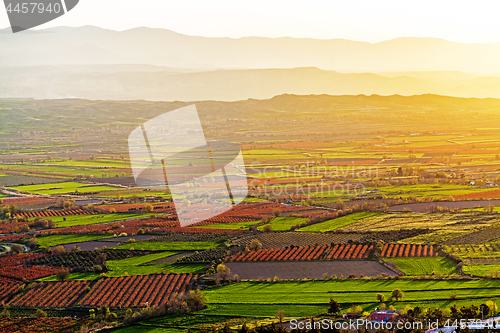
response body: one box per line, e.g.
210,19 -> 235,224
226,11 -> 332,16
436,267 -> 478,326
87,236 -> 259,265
3,95 -> 500,332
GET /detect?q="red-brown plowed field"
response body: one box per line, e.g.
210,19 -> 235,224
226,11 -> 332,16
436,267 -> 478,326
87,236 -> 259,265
10,280 -> 91,308
0,266 -> 62,281
0,281 -> 23,304
0,317 -> 88,333
164,227 -> 246,234
0,197 -> 56,207
0,253 -> 45,267
453,189 -> 500,200
96,203 -> 175,213
78,273 -> 199,308
0,254 -> 60,282
0,234 -> 27,242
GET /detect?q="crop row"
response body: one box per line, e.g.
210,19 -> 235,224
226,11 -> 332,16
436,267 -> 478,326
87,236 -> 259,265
178,246 -> 241,263
357,229 -> 431,244
142,218 -> 179,228
163,227 -> 246,234
0,234 -> 26,242
228,244 -> 374,262
148,232 -> 231,243
294,211 -> 331,218
31,217 -> 172,237
78,273 -> 199,308
192,216 -> 258,226
225,203 -> 317,216
0,276 -> 20,284
183,203 -> 320,223
97,203 -> 175,213
0,282 -> 22,304
442,227 -> 500,245
380,244 -> 438,258
15,209 -> 93,219
0,317 -> 87,333
235,232 -> 367,249
0,197 -> 56,207
444,244 -> 500,253
0,266 -> 62,281
27,249 -> 152,269
0,221 -> 33,234
10,280 -> 91,308
0,253 -> 45,267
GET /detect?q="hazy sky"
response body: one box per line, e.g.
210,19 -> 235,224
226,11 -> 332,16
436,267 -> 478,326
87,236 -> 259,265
1,0 -> 500,43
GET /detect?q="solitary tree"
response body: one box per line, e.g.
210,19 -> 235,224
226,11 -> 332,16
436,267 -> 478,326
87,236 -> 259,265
486,300 -> 498,316
249,239 -> 263,251
328,297 -> 341,315
185,289 -> 206,311
272,208 -> 281,217
144,204 -> 154,213
376,293 -> 386,303
52,245 -> 66,255
63,200 -> 75,210
480,303 -> 490,319
56,270 -> 70,282
275,309 -> 285,323
262,224 -> 273,233
96,253 -> 107,265
27,238 -> 38,249
35,309 -> 47,318
391,288 -> 403,301
9,244 -> 24,254
7,205 -> 17,215
216,264 -> 232,280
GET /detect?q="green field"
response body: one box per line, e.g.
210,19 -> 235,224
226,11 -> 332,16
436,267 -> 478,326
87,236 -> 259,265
1,163 -> 129,178
46,158 -> 131,168
298,212 -> 379,232
102,252 -> 204,277
99,189 -> 171,198
463,264 -> 500,277
101,252 -> 205,277
106,313 -> 248,333
203,279 -> 500,318
201,304 -> 327,319
386,257 -> 457,275
113,241 -> 220,251
259,217 -> 307,231
105,326 -> 186,333
12,181 -> 122,195
36,234 -> 110,247
46,213 -> 149,228
40,252 -> 205,281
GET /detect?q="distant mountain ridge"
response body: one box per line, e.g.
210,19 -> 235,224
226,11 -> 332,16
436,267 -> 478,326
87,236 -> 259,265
3,26 -> 500,101
3,65 -> 500,101
2,26 -> 500,73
